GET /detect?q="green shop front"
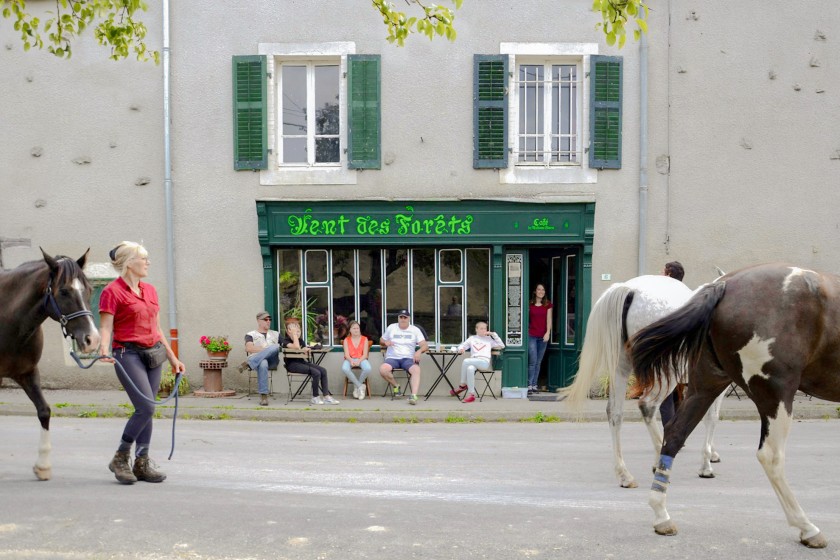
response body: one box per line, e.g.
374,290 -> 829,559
256,200 -> 593,391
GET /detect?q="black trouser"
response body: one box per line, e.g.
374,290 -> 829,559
286,361 -> 330,397
114,348 -> 162,450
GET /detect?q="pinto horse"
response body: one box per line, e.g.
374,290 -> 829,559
565,275 -> 724,488
0,249 -> 100,480
630,263 -> 838,548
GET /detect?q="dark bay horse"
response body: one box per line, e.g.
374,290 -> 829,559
0,249 -> 101,480
630,263 -> 840,548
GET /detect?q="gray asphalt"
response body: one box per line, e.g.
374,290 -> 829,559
2,417 -> 840,559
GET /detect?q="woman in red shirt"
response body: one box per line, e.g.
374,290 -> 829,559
98,242 -> 184,484
527,284 -> 553,395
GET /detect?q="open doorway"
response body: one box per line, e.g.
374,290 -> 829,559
528,247 -> 581,392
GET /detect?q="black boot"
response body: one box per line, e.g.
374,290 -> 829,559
132,455 -> 167,483
108,450 -> 137,484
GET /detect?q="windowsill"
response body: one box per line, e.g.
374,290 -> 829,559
500,165 -> 597,184
260,166 -> 357,186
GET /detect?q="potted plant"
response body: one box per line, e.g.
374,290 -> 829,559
158,364 -> 190,398
200,335 -> 232,359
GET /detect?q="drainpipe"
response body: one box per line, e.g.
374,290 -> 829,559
162,0 -> 178,356
637,31 -> 649,276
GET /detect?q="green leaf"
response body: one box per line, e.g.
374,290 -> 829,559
618,32 -> 626,48
636,18 -> 648,33
606,31 -> 616,46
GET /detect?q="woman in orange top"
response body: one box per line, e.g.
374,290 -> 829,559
342,320 -> 371,399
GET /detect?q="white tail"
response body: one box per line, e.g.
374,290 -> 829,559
564,283 -> 633,413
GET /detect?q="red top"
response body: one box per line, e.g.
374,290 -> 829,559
344,335 -> 369,359
528,302 -> 553,338
99,277 -> 161,348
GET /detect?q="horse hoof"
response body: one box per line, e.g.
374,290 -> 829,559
698,471 -> 716,479
801,532 -> 827,548
654,521 -> 678,536
710,454 -> 721,463
33,466 -> 52,481
620,480 -> 639,488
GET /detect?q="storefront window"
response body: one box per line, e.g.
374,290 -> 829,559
276,247 -> 490,346
565,254 -> 576,345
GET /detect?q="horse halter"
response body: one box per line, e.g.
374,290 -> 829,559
43,277 -> 93,339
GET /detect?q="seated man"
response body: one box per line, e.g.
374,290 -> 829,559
238,311 -> 280,406
379,308 -> 428,405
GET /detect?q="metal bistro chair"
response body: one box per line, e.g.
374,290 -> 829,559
246,364 -> 275,398
380,347 -> 412,399
475,348 -> 502,401
283,348 -> 314,404
342,339 -> 374,398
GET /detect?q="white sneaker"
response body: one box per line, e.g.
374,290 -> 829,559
310,396 -> 324,405
358,385 -> 366,400
352,386 -> 360,399
323,395 -> 340,405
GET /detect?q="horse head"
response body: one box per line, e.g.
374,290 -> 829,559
40,248 -> 101,353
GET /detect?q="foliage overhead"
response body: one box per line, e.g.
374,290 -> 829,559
593,0 -> 649,48
1,0 -> 648,63
372,0 -> 463,46
0,0 -> 157,62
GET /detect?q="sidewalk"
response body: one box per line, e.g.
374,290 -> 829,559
1,386 -> 837,423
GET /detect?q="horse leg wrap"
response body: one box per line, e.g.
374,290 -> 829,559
651,455 -> 674,493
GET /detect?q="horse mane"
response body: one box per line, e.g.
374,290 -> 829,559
51,255 -> 92,291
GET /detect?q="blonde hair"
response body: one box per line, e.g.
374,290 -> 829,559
110,241 -> 148,275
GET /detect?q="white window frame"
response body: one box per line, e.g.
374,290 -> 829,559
500,42 -> 599,185
259,42 -> 357,186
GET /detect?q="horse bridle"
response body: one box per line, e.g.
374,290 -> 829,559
43,277 -> 93,339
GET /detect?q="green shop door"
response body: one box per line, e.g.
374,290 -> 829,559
545,248 -> 582,389
499,251 -> 528,387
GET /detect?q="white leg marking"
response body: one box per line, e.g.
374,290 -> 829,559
756,403 -> 820,542
698,392 -> 725,477
782,267 -> 817,292
608,367 -> 636,488
33,428 -> 52,481
737,334 -> 775,386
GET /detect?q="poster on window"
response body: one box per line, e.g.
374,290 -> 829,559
506,254 -> 523,346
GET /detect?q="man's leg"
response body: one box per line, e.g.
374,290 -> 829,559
408,364 -> 421,396
380,363 -> 396,387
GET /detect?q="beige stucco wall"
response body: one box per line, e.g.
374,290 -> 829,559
2,1 -> 838,389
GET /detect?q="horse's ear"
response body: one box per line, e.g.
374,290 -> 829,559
40,247 -> 58,272
76,248 -> 90,269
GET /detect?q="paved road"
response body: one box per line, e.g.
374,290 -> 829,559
2,417 -> 840,559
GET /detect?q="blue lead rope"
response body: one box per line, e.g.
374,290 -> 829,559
69,352 -> 182,460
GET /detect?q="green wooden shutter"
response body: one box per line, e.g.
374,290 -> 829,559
348,54 -> 381,169
589,55 -> 622,169
232,55 -> 267,170
473,55 -> 508,169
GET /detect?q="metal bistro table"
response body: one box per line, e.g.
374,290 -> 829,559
424,349 -> 462,401
282,347 -> 330,402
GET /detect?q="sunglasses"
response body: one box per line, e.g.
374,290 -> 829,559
398,315 -> 409,318
261,317 -> 272,321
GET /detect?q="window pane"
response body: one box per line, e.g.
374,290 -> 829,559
282,65 -> 307,135
438,249 -> 462,283
277,249 -> 302,325
466,249 -> 490,327
439,286 -> 463,345
315,138 -> 340,163
314,65 -> 339,135
305,250 -> 328,283
412,249 -> 435,343
305,286 -> 330,345
283,138 -> 307,163
332,249 -> 355,342
384,249 -> 408,325
359,249 -> 383,341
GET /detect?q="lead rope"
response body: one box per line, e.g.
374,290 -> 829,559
69,352 -> 182,460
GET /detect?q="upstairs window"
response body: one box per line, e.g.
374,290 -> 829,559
279,62 -> 340,165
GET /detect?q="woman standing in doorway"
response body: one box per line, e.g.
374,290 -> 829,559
527,284 -> 552,395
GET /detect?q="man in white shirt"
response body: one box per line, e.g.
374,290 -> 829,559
379,309 -> 428,405
238,311 -> 280,406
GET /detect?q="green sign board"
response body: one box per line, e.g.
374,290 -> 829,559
259,201 -> 593,246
